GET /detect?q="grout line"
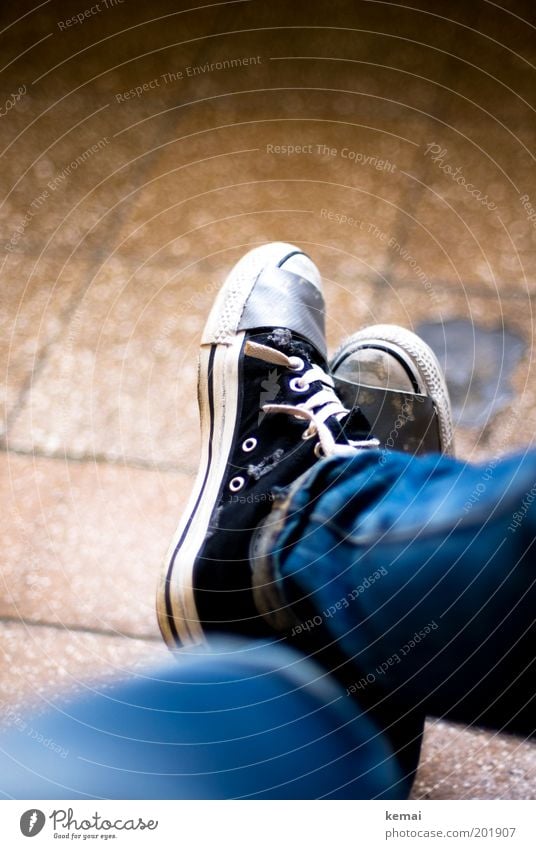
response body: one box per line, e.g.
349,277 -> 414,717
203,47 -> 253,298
0,443 -> 194,474
0,614 -> 162,642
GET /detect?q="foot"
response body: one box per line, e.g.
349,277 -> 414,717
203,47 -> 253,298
330,324 -> 454,456
157,243 -> 376,647
251,323 -> 454,632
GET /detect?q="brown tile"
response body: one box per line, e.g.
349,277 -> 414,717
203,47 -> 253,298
6,247 -> 385,465
112,106 -> 422,269
0,0 -> 246,96
0,93 -> 170,261
0,253 -> 86,437
412,719 -> 536,800
320,253 -> 384,350
0,5 -> 260,262
7,255 -> 204,467
441,2 -> 536,128
2,620 -> 534,801
388,121 -> 536,291
0,452 -> 191,638
1,0 -> 463,268
0,621 -> 167,720
7,248 -> 534,468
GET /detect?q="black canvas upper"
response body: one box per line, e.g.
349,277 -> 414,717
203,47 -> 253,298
193,327 -> 371,635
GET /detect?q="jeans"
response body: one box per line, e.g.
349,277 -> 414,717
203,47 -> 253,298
1,449 -> 535,799
0,641 -> 401,800
274,448 -> 536,751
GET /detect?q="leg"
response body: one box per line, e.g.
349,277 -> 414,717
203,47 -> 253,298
157,244 -> 456,793
254,448 -> 536,738
0,640 -> 402,799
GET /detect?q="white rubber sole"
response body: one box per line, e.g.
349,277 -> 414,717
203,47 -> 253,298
331,324 -> 454,455
157,242 -> 319,647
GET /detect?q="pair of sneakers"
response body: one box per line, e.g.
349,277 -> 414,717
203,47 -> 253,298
157,242 -> 453,648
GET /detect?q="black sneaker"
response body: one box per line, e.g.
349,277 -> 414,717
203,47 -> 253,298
330,324 -> 454,456
157,243 -> 377,647
251,323 -> 454,633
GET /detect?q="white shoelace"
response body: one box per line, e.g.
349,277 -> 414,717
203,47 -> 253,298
245,340 -> 379,458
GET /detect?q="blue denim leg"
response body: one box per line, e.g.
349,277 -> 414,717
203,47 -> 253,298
0,640 -> 401,800
273,448 -> 536,736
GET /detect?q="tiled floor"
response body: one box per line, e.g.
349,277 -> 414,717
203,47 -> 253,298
1,0 -> 535,799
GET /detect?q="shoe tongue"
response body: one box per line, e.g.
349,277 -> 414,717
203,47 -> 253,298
330,406 -> 373,444
263,332 -> 372,444
264,328 -> 325,367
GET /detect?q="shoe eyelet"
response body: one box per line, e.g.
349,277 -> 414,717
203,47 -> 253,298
314,442 -> 326,459
301,425 -> 315,440
290,377 -> 308,393
242,437 -> 257,453
292,403 -> 308,421
288,356 -> 305,372
229,476 -> 245,492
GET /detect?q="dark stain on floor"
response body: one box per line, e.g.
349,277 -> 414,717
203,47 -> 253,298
416,319 -> 526,429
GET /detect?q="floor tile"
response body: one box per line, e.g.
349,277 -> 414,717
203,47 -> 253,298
0,3 -> 259,262
440,1 -> 536,128
0,621 -> 166,719
6,250 -> 387,465
387,121 -> 536,292
3,620 -> 535,802
366,282 -> 536,462
7,255 -> 203,467
0,94 -> 172,262
0,253 -> 86,437
9,250 -> 535,467
112,112 -> 420,266
0,452 -> 191,638
412,719 -> 536,800
1,0 -> 535,802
